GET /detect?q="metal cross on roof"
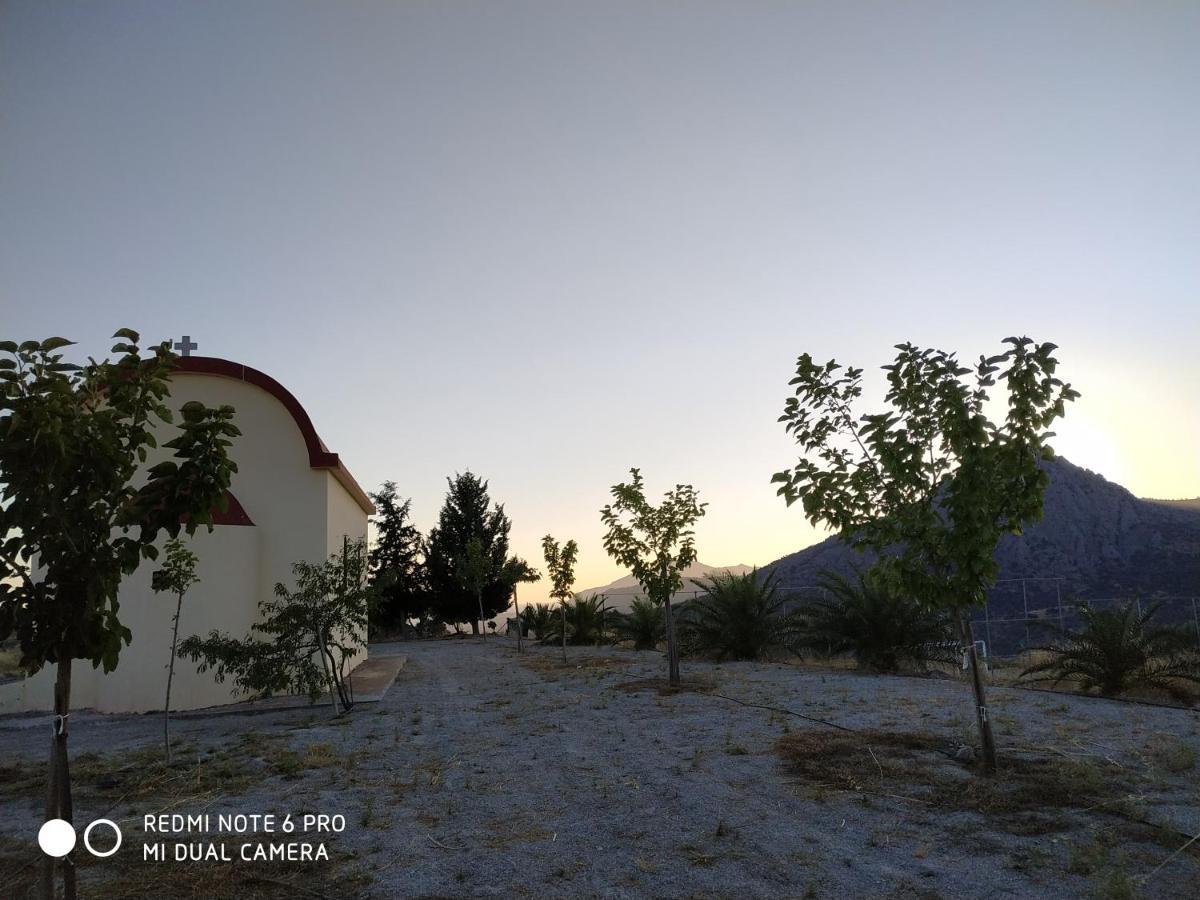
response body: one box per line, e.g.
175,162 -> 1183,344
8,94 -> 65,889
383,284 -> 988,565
173,335 -> 198,357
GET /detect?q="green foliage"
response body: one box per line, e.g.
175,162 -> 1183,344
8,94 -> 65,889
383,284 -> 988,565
616,597 -> 665,650
152,537 -> 200,762
541,535 -> 579,604
151,538 -> 200,599
1020,600 -> 1200,699
0,330 -> 239,673
424,472 -> 514,630
600,468 -> 707,606
501,556 -> 540,594
679,570 -> 790,661
544,594 -> 613,646
600,468 -> 706,684
368,482 -> 428,635
796,568 -> 957,672
458,537 -> 493,600
519,603 -> 556,640
180,538 -> 372,713
771,338 -> 1078,612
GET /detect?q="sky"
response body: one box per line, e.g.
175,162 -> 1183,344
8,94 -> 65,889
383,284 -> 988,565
2,1 -> 1198,600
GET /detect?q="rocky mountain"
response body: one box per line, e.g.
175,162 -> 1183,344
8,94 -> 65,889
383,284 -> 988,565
577,562 -> 753,613
762,458 -> 1200,605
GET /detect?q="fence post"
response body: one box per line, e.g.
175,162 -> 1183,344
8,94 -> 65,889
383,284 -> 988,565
1022,579 -> 1030,652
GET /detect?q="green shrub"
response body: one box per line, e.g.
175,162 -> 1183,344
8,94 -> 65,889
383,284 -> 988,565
679,570 -> 791,661
519,603 -> 556,640
615,597 -> 665,651
1020,600 -> 1200,699
543,594 -> 614,646
794,568 -> 956,672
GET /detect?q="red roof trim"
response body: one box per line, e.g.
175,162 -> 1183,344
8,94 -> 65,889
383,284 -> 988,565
181,489 -> 255,527
174,356 -> 376,515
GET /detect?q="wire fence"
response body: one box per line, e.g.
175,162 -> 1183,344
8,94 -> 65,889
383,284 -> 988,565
582,577 -> 1200,659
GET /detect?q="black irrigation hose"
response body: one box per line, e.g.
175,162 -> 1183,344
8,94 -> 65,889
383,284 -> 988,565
704,690 -> 857,733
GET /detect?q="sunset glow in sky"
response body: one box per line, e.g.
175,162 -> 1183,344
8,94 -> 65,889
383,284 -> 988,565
2,1 -> 1198,599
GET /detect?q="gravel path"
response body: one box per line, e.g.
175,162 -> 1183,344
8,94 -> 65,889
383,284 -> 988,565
2,638 -> 1198,898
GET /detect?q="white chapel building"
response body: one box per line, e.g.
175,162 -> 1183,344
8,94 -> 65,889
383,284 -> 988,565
0,355 -> 375,714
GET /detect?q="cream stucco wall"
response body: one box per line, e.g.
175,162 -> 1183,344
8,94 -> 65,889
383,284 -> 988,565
0,366 -> 370,715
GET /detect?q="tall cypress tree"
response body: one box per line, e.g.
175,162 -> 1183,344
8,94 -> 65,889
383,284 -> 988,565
368,482 -> 427,636
425,472 -> 512,633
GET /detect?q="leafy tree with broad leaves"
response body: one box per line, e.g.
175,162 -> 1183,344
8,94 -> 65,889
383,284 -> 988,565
151,538 -> 200,764
542,535 -> 579,663
600,469 -> 707,687
772,337 -> 1078,772
368,481 -> 427,637
459,537 -> 496,640
425,472 -> 513,633
181,537 -> 371,716
0,331 -> 238,900
500,556 -> 540,652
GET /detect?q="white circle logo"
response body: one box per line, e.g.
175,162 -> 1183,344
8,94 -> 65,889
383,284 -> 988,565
38,819 -> 76,857
83,819 -> 122,858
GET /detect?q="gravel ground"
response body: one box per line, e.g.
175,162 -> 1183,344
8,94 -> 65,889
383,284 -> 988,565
2,638 -> 1198,898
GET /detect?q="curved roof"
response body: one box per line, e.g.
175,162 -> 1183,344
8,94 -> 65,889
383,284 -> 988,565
175,356 -> 375,515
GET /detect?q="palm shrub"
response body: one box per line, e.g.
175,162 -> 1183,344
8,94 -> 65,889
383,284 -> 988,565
616,597 -> 665,650
1020,600 -> 1200,699
544,594 -> 612,646
796,568 -> 956,672
679,570 -> 791,661
520,603 -> 556,640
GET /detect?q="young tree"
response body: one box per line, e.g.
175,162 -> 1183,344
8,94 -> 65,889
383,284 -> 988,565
772,338 -> 1078,772
425,472 -> 513,632
0,331 -> 238,900
500,556 -> 540,652
181,537 -> 371,716
458,537 -> 495,640
368,481 -> 427,638
600,469 -> 707,687
541,535 -> 578,663
151,538 -> 200,764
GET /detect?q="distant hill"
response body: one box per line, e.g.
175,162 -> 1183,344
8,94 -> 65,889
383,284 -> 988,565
577,562 -> 753,613
762,458 -> 1200,605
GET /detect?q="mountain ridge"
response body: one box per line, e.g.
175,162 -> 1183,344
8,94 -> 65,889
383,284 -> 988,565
576,562 -> 754,613
761,457 -> 1200,602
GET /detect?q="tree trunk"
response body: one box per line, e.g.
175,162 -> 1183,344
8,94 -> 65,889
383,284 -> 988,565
317,635 -> 340,718
514,585 -> 523,653
165,591 -> 184,764
663,596 -> 680,687
43,657 -> 77,900
478,593 -> 487,641
959,612 -> 997,774
560,602 -> 567,664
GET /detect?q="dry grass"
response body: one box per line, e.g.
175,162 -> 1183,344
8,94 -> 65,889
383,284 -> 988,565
775,727 -> 1139,832
481,814 -> 553,849
0,833 -> 366,900
0,738 -> 272,814
612,675 -> 720,696
518,653 -> 634,677
0,733 -> 371,899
